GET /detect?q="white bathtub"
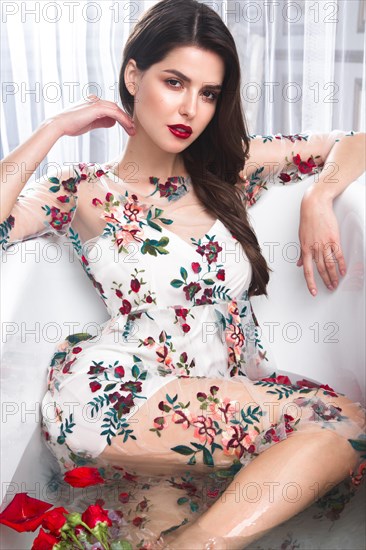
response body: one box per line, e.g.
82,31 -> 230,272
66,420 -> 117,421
1,173 -> 365,549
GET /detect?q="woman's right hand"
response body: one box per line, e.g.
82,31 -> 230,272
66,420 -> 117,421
51,94 -> 136,137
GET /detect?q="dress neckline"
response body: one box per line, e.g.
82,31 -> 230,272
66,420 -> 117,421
101,162 -> 192,203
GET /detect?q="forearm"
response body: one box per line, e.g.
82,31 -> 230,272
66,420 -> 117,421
310,131 -> 366,201
0,118 -> 62,221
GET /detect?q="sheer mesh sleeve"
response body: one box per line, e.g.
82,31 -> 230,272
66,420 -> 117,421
237,129 -> 356,208
0,164 -> 82,252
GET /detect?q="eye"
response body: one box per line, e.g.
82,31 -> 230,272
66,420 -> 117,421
165,78 -> 219,102
202,90 -> 218,102
165,78 -> 182,88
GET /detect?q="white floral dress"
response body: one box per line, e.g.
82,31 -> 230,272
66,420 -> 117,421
1,132 -> 365,547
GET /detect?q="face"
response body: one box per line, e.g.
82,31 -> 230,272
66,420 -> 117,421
125,46 -> 225,152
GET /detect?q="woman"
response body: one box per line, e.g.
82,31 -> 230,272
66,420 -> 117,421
1,0 -> 365,548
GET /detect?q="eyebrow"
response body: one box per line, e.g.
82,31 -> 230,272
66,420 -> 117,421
162,69 -> 222,91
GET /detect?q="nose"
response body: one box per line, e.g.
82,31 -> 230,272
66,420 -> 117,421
178,91 -> 197,119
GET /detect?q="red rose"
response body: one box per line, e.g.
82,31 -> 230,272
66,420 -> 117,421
32,527 -> 61,549
96,169 -> 105,177
63,467 -> 105,488
146,295 -> 153,303
0,493 -> 53,533
81,504 -> 112,529
116,289 -> 123,298
41,507 -> 68,536
216,269 -> 225,281
106,192 -> 114,202
191,262 -> 201,273
72,346 -> 82,354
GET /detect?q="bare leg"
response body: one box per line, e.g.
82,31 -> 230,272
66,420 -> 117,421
161,390 -> 365,550
98,376 -> 365,549
162,429 -> 362,549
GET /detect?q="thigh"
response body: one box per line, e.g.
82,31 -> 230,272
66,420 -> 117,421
99,375 -> 266,475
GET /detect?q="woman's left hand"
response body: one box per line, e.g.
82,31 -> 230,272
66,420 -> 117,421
296,185 -> 347,296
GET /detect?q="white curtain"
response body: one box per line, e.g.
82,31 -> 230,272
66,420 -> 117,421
1,0 -> 365,183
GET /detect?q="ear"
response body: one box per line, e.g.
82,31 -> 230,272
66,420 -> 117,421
124,58 -> 139,93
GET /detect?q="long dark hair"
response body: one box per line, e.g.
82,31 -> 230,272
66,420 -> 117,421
118,0 -> 272,297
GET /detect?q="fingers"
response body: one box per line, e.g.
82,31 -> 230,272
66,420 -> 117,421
86,95 -> 136,135
299,241 -> 347,296
301,251 -> 317,296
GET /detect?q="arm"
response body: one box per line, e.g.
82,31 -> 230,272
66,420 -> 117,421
0,118 -> 81,252
297,132 -> 366,296
237,130 -> 352,206
237,130 -> 366,295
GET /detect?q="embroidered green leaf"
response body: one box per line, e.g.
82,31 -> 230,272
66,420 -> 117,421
180,267 -> 188,281
348,438 -> 366,452
202,447 -> 214,467
171,445 -> 195,455
104,383 -> 117,392
48,177 -> 60,185
171,279 -> 184,288
49,185 -> 61,193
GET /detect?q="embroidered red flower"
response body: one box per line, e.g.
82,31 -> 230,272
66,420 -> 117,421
296,378 -> 338,397
191,262 -> 201,273
56,195 -> 70,203
49,207 -> 73,232
92,197 -> 103,207
119,299 -> 132,315
292,154 -> 317,174
132,516 -> 144,527
262,374 -> 292,385
118,492 -> 130,504
0,493 -> 53,533
350,461 -> 366,487
216,269 -> 225,281
89,381 -> 102,393
278,172 -> 292,183
63,467 -> 105,488
61,177 -> 79,194
206,488 -> 220,499
130,278 -> 141,292
114,365 -> 125,378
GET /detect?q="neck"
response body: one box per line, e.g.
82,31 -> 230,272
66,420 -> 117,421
109,125 -> 189,183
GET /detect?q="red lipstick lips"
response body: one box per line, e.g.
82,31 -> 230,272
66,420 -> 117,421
167,124 -> 193,139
